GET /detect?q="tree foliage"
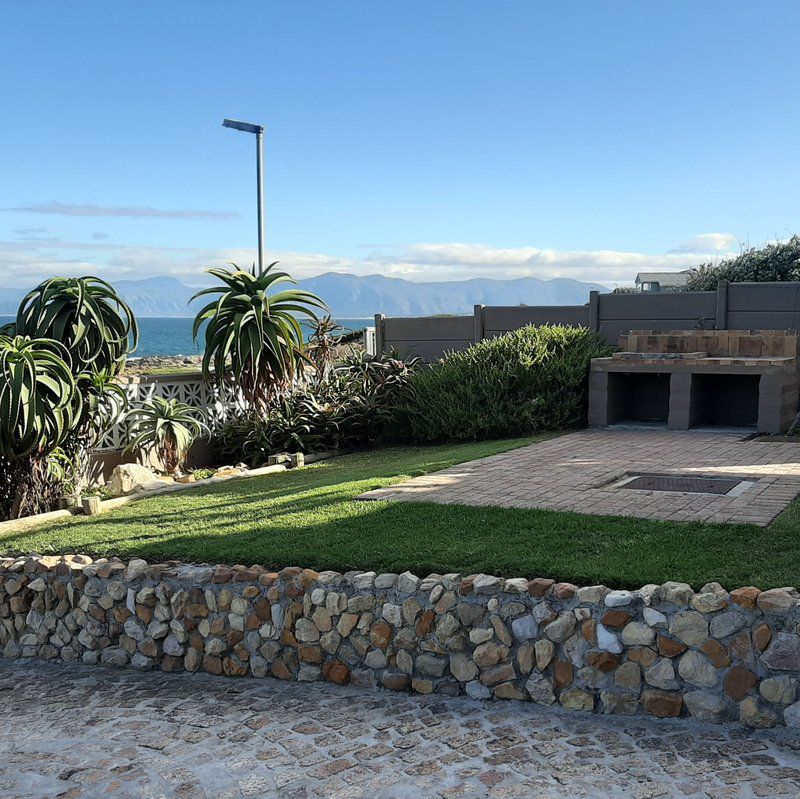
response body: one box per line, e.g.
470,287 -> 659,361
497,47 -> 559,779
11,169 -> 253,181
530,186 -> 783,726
192,262 -> 327,409
0,335 -> 80,459
685,236 -> 800,291
1,276 -> 137,519
126,397 -> 206,475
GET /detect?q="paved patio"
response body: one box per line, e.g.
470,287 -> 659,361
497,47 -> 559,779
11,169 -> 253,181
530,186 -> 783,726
3,660 -> 800,799
359,429 -> 800,526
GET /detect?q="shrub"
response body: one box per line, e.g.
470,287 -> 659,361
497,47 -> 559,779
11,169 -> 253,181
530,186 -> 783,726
400,324 -> 610,442
212,352 -> 417,466
685,236 -> 800,290
125,397 -> 206,475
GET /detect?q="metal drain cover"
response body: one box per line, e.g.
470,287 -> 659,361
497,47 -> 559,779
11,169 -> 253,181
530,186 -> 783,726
620,474 -> 742,495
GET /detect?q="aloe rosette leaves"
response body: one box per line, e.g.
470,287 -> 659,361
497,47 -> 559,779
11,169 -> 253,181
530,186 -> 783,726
192,261 -> 328,409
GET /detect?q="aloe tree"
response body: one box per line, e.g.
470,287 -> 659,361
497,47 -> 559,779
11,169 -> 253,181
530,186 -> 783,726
192,262 -> 327,409
13,276 -> 138,376
125,397 -> 206,475
0,335 -> 81,518
12,275 -> 138,488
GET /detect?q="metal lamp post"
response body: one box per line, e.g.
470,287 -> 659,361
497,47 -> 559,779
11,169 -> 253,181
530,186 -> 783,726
222,118 -> 265,272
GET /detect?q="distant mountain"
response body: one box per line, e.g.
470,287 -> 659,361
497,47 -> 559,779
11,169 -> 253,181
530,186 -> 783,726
0,272 -> 608,318
300,273 -> 607,317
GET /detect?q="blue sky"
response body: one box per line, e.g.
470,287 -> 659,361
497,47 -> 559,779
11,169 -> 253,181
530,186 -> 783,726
1,0 -> 799,289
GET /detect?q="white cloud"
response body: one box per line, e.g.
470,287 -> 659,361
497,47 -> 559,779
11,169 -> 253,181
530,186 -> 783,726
8,201 -> 238,220
668,232 -> 740,255
0,233 -> 742,289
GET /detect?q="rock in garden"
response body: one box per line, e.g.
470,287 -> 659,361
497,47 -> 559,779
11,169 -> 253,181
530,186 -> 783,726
125,559 -> 149,581
760,675 -> 796,705
614,661 -> 641,691
669,611 -> 708,647
684,691 -> 731,723
739,697 -> 779,728
678,651 -> 717,688
600,692 -> 639,715
466,680 -> 491,700
784,701 -> 800,727
525,674 -> 556,705
709,611 -> 748,639
756,588 -> 799,614
621,622 -> 655,647
534,639 -> 555,670
604,590 -> 633,607
473,574 -> 502,595
596,624 -> 623,654
511,615 -> 537,641
660,581 -> 694,607
642,689 -> 683,717
396,572 -> 419,595
645,658 -> 679,690
449,653 -> 478,682
109,464 -> 166,495
643,608 -> 667,628
544,613 -> 576,643
761,633 -> 800,671
560,689 -> 594,711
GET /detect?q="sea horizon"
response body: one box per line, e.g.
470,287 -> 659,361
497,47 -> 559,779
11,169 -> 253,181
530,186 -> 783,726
0,315 -> 373,359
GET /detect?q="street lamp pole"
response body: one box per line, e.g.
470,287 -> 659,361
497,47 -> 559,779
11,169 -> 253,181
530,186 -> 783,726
222,118 -> 266,272
255,126 -> 264,273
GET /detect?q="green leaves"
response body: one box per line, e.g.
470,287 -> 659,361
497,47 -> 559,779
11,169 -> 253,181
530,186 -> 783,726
401,325 -> 611,442
125,397 -> 206,474
0,335 -> 81,458
212,352 -> 418,465
686,235 -> 800,290
14,276 -> 138,377
192,261 -> 327,409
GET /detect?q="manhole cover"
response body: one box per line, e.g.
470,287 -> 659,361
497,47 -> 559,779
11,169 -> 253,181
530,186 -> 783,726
621,474 -> 742,494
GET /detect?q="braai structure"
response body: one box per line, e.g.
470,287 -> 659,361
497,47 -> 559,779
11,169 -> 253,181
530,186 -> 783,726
588,330 -> 800,433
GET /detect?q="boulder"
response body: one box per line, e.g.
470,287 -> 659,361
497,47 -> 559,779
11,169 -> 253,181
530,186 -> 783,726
108,463 -> 168,495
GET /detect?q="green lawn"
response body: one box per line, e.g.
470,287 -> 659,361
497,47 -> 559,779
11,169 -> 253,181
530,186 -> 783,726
3,434 -> 798,590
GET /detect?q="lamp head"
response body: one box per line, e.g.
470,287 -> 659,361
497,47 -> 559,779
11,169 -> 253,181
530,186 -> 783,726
222,118 -> 264,135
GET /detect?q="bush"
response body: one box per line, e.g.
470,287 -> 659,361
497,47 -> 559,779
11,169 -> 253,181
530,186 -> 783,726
212,352 -> 417,466
685,236 -> 800,291
400,325 -> 610,442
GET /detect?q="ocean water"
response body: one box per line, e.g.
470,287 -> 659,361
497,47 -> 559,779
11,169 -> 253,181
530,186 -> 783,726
0,316 -> 372,359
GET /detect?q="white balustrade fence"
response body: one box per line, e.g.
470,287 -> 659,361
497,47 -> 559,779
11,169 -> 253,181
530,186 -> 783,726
96,373 -> 245,452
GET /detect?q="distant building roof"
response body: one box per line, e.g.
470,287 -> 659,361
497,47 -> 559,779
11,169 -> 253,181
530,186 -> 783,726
635,270 -> 690,287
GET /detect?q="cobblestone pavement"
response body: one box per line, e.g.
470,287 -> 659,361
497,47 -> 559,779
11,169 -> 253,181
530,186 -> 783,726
358,429 -> 800,526
3,661 -> 800,799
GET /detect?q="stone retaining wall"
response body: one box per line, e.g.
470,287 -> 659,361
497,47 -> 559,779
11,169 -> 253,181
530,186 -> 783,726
3,554 -> 800,728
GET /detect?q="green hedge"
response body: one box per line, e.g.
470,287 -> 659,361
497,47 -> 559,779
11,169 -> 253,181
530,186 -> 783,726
401,324 -> 610,442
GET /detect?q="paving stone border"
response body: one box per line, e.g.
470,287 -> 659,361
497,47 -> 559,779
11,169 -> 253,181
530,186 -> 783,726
3,554 -> 800,729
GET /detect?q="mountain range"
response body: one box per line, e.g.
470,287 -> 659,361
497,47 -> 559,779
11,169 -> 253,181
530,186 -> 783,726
0,273 -> 608,318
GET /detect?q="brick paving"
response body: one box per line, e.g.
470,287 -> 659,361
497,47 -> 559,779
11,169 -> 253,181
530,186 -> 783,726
358,429 -> 800,526
3,660 -> 800,799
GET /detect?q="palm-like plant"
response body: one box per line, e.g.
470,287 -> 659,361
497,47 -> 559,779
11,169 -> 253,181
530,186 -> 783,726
0,335 -> 81,519
13,276 -> 138,376
125,397 -> 206,475
192,262 -> 327,409
12,275 -> 138,492
0,335 -> 80,459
